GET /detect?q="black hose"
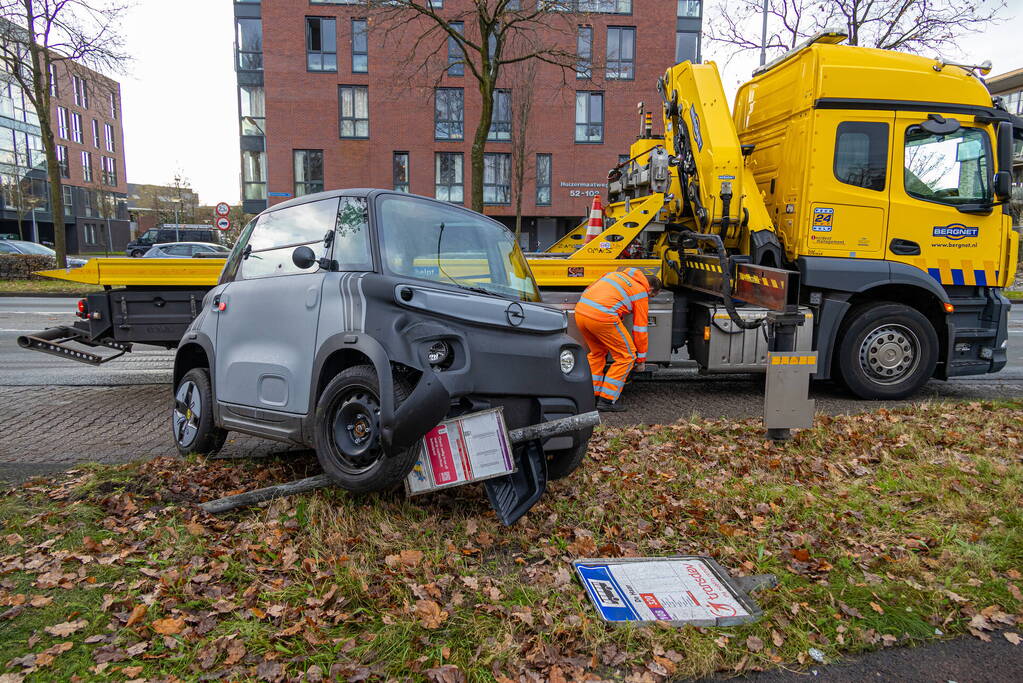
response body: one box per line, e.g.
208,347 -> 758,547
669,230 -> 765,330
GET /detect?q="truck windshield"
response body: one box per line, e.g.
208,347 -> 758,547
378,195 -> 540,302
904,127 -> 990,205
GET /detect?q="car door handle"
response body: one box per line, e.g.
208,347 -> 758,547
889,238 -> 921,256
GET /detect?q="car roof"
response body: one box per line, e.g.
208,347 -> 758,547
152,242 -> 223,248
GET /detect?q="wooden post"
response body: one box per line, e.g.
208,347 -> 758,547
199,411 -> 600,514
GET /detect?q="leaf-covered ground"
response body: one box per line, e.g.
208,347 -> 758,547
1,401 -> 1022,682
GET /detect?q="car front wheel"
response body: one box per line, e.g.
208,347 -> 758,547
314,365 -> 417,493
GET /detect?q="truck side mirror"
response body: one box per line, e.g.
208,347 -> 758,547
918,114 -> 960,136
292,245 -> 317,270
995,121 -> 1013,201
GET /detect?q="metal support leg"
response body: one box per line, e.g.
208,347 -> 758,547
764,306 -> 815,441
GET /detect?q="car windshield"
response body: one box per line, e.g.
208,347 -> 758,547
12,242 -> 54,256
378,195 -> 540,302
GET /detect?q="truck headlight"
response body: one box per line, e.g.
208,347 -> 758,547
427,341 -> 451,366
559,349 -> 575,375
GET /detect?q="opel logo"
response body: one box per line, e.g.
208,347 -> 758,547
505,302 -> 525,327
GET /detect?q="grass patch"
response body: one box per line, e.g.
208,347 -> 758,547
1003,289 -> 1023,300
0,278 -> 102,295
1,403 -> 1022,680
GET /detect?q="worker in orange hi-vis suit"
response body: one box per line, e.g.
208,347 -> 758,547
575,268 -> 661,412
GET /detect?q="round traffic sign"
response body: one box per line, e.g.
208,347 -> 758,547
215,202 -> 231,217
216,217 -> 231,231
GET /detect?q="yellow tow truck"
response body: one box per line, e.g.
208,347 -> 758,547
25,33 -> 1022,403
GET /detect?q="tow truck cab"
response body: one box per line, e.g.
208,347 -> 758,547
172,189 -> 594,492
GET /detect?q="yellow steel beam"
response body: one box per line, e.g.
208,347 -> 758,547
544,218 -> 589,254
526,257 -> 661,288
567,193 -> 665,260
37,258 -> 224,287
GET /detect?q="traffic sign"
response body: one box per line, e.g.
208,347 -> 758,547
216,217 -> 231,231
215,202 -> 231,217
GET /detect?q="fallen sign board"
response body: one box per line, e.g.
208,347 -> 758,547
405,408 -> 515,495
574,556 -> 776,627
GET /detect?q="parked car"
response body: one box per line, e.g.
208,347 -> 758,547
126,227 -> 220,257
0,240 -> 87,267
171,189 -> 593,494
143,242 -> 231,259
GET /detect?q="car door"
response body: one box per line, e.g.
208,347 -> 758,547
214,197 -> 339,415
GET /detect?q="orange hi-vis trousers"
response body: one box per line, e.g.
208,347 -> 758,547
577,315 -> 637,401
575,269 -> 651,402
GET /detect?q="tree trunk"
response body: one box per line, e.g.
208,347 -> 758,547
28,40 -> 66,265
470,75 -> 495,214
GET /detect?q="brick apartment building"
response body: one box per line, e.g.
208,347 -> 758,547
0,54 -> 128,252
233,0 -> 703,249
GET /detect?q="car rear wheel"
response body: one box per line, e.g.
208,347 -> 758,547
172,368 -> 227,455
836,302 -> 938,400
314,365 -> 417,493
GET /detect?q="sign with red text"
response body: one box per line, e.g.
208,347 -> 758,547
405,408 -> 514,495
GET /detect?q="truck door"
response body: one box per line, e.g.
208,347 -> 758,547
887,113 -> 1002,286
214,197 -> 339,415
804,111 -> 894,259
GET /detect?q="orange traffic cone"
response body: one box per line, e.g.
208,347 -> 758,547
584,196 -> 604,243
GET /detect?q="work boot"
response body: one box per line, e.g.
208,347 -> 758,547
596,398 -> 627,413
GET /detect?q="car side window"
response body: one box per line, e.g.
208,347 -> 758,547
0,242 -> 17,253
240,198 -> 339,280
834,121 -> 888,191
904,126 -> 991,205
334,196 -> 373,271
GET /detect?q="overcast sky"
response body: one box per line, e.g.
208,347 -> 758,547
118,0 -> 1023,207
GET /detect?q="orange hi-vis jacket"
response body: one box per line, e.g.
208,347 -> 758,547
575,268 -> 650,362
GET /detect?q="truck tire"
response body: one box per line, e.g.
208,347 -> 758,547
545,427 -> 592,480
836,302 -> 938,400
314,365 -> 417,493
172,368 -> 227,456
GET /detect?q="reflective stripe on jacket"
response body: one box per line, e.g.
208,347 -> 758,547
576,268 -> 650,361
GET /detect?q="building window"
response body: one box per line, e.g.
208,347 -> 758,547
72,75 -> 88,108
294,149 -> 324,197
239,85 -> 265,136
552,0 -> 631,14
575,91 -> 603,143
104,123 -> 115,152
57,106 -> 68,139
82,190 -> 94,217
56,145 -> 69,178
242,150 -> 267,200
48,63 -> 58,97
435,152 -> 463,203
435,88 -> 464,140
91,119 -> 100,147
352,19 -> 368,73
62,185 -> 73,216
108,92 -> 117,119
70,112 -> 83,144
606,27 -> 635,80
306,17 -> 337,72
678,0 -> 701,17
488,89 -> 511,141
675,31 -> 700,63
429,0 -> 443,7
536,153 -> 551,206
483,153 -> 511,205
101,156 -> 117,186
393,152 -> 409,192
576,26 -> 592,79
338,85 -> 369,138
81,151 -> 93,183
237,18 -> 263,70
447,22 -> 464,76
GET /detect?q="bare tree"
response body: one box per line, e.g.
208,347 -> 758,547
366,0 -> 578,213
0,0 -> 129,267
510,60 -> 536,243
708,0 -> 1006,64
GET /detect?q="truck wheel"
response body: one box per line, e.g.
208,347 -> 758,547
836,302 -> 938,400
545,427 -> 593,480
314,365 -> 416,493
172,368 -> 227,456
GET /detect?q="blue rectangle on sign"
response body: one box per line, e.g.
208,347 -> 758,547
268,192 -> 292,197
575,563 -> 641,622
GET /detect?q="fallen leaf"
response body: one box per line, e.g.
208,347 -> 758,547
44,619 -> 88,637
184,521 -> 206,536
791,548 -> 811,562
771,630 -> 785,647
746,635 -> 764,652
125,605 -> 147,628
1004,632 -> 1020,646
151,617 -> 185,635
122,666 -> 143,677
224,639 -> 246,666
425,664 -> 465,683
869,602 -> 885,615
29,596 -> 52,608
415,599 -> 448,629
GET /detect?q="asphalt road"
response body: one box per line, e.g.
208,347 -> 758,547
2,296 -> 1022,679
